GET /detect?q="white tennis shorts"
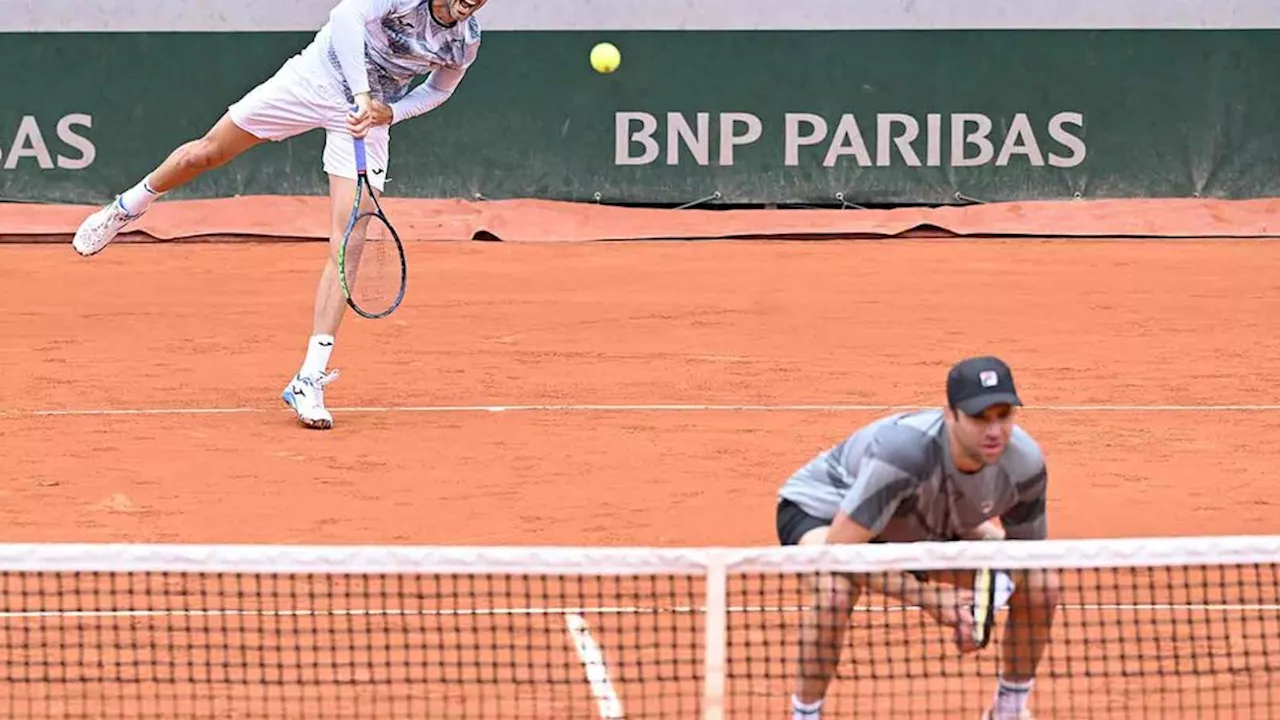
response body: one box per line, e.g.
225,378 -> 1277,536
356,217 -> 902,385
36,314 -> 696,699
228,54 -> 390,193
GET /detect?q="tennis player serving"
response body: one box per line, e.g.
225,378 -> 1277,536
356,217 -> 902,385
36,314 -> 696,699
775,356 -> 1059,720
71,0 -> 486,429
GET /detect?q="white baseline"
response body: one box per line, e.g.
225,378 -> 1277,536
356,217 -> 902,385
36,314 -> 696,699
11,402 -> 1280,419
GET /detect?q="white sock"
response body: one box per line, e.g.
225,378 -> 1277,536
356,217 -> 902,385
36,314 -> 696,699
299,334 -> 335,378
993,677 -> 1033,718
791,694 -> 823,720
117,175 -> 165,216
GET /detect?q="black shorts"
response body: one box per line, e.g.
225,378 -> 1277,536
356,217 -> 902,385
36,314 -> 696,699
775,498 -> 929,581
776,498 -> 831,546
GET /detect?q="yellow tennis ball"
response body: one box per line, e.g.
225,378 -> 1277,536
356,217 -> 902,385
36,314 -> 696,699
590,42 -> 621,74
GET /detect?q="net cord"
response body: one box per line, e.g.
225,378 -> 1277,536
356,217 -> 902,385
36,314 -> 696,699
0,536 -> 1273,575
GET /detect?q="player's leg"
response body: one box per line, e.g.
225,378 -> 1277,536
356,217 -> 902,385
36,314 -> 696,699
793,543 -> 857,720
281,125 -> 390,430
71,114 -> 265,257
776,500 -> 857,720
73,54 -> 326,257
983,568 -> 1060,720
136,114 -> 264,200
891,561 -> 1056,719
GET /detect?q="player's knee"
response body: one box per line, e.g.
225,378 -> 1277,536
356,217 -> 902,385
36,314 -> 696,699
177,136 -> 232,173
811,573 -> 857,619
1016,569 -> 1061,616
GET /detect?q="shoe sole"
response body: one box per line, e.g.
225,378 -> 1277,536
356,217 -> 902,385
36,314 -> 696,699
72,240 -> 105,257
281,388 -> 333,430
74,202 -> 139,257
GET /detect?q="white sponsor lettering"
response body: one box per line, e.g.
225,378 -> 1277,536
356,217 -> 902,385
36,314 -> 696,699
615,112 -> 660,166
0,114 -> 96,171
615,111 -> 764,167
622,110 -> 1086,169
1048,111 -> 1088,167
719,113 -> 762,167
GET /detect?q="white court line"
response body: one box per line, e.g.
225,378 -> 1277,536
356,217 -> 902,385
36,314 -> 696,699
0,602 -> 1274,620
565,613 -> 626,720
14,402 -> 1280,418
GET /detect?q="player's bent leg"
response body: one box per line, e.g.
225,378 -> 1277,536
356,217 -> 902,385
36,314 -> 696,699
795,553 -> 858,713
775,501 -> 856,720
71,115 -> 265,258
983,568 -> 1061,720
75,54 -> 333,258
1002,568 -> 1060,679
148,114 -> 265,193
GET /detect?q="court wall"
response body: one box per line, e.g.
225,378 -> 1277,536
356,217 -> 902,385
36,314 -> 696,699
4,0 -> 1280,207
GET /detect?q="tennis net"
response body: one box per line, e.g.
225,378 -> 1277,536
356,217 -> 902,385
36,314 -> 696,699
0,536 -> 1276,718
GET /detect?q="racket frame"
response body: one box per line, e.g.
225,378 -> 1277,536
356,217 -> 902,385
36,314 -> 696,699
971,566 -> 999,649
338,122 -> 407,320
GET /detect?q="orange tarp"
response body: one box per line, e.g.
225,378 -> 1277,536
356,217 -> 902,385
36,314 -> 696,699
2,196 -> 1278,244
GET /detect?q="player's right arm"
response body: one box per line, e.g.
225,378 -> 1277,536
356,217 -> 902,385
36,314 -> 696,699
328,0 -> 415,116
327,0 -> 384,104
829,513 -> 974,641
828,433 -> 979,648
830,526 -> 978,652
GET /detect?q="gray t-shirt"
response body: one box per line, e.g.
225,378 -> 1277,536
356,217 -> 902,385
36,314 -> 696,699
778,409 -> 1048,541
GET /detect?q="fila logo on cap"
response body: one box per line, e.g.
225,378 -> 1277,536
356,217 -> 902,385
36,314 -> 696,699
979,370 -> 999,388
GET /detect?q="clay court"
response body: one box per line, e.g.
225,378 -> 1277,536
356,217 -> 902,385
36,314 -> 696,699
2,197 -> 1279,717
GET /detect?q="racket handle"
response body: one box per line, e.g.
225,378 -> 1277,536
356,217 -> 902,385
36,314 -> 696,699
349,103 -> 367,174
353,137 -> 367,174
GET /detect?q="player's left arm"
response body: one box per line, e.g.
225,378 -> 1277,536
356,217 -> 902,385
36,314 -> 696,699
388,65 -> 470,125
388,29 -> 481,125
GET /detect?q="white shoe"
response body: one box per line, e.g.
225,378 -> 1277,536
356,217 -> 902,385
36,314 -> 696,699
281,370 -> 340,430
72,198 -> 143,256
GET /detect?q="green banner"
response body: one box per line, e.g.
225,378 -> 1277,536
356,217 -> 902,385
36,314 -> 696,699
4,2 -> 1280,206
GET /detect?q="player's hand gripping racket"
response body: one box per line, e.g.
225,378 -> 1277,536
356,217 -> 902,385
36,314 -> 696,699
339,115 -> 407,319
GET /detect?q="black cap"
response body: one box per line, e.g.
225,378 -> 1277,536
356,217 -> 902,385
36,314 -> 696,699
946,356 -> 1023,416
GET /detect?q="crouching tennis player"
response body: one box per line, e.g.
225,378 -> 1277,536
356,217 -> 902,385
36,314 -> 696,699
776,356 -> 1059,720
71,0 -> 486,429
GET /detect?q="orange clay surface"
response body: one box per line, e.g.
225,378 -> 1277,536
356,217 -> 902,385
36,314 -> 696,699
1,229 -> 1279,718
3,237 -> 1278,544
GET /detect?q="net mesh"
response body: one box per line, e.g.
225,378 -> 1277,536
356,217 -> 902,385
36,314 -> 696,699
0,538 -> 1275,719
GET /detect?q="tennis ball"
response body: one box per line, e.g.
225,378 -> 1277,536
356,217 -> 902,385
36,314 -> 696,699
590,42 -> 621,74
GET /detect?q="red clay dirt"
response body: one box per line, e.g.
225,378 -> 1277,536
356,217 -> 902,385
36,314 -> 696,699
4,233 -> 1279,543
1,197 -> 1279,718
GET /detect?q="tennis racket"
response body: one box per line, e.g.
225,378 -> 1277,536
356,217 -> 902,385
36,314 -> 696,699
338,119 -> 407,320
971,567 -> 1016,649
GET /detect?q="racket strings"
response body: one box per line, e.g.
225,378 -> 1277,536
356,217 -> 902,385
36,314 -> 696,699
342,210 -> 402,316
